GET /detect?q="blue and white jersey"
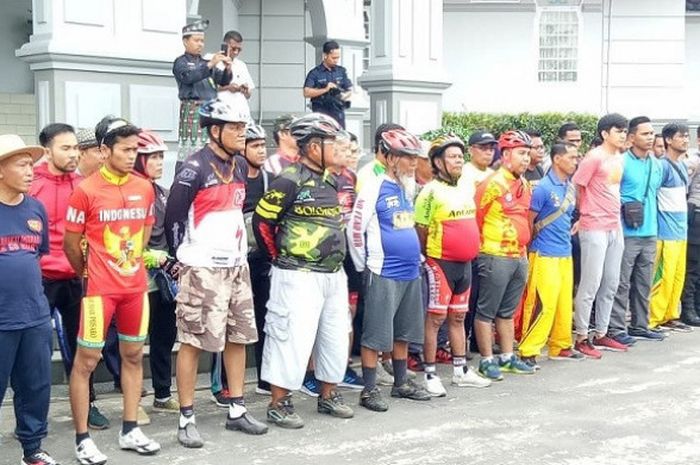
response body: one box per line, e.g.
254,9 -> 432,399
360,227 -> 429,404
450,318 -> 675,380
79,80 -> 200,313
347,175 -> 421,281
657,156 -> 688,241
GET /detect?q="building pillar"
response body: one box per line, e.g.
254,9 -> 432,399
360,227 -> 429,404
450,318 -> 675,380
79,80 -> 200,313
359,0 -> 450,137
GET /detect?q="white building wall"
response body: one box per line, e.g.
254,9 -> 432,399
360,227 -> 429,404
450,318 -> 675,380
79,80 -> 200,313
686,15 -> 700,128
604,0 -> 686,120
442,8 -> 602,114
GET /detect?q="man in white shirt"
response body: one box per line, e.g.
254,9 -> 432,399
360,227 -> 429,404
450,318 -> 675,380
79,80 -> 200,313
218,30 -> 255,119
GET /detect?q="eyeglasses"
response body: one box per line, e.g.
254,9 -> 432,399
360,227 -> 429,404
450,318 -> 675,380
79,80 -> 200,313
230,46 -> 242,52
531,145 -> 545,152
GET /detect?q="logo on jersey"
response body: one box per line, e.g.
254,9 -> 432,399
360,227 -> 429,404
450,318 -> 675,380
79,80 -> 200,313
27,219 -> 43,233
103,225 -> 144,276
67,206 -> 86,225
392,211 -> 414,229
385,195 -> 400,209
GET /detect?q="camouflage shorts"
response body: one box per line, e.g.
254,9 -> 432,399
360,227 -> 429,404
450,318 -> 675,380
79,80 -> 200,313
176,265 -> 258,352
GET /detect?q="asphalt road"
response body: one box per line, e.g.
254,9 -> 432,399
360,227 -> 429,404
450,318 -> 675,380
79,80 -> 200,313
2,331 -> 700,465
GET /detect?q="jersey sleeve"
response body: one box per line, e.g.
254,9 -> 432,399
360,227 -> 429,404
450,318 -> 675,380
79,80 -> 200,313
252,175 -> 297,260
65,185 -> 89,234
340,67 -> 352,90
212,62 -> 233,86
413,184 -> 433,227
304,68 -> 318,88
475,175 -> 499,231
164,163 -> 202,257
530,184 -> 546,215
37,202 -> 50,256
145,186 -> 156,226
347,178 -> 380,272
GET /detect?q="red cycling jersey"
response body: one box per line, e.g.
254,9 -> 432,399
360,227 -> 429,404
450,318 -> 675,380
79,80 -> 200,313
65,166 -> 155,295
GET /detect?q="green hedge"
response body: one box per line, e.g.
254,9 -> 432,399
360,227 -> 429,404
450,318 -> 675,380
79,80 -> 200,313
423,112 -> 599,152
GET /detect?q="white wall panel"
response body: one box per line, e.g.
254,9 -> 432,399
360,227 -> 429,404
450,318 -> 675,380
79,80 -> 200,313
128,84 -> 179,141
64,81 -> 120,129
63,0 -> 108,26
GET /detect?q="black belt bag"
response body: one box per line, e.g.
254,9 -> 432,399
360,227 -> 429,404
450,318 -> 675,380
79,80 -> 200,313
621,201 -> 644,229
622,159 -> 652,230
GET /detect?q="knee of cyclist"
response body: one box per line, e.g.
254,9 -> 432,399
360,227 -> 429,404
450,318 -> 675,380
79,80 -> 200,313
428,314 -> 446,329
74,352 -> 100,374
450,312 -> 467,325
121,349 -> 144,366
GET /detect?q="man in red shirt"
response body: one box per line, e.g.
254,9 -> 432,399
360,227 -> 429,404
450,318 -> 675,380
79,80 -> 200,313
31,123 -> 110,430
63,116 -> 159,465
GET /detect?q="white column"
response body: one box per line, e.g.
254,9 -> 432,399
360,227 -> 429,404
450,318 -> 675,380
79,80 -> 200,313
359,0 -> 450,136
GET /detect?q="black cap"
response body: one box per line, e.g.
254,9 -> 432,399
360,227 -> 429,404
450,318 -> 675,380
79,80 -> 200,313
468,130 -> 497,146
182,19 -> 209,37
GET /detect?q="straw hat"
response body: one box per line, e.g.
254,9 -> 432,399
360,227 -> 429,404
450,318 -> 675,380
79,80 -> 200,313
0,135 -> 44,163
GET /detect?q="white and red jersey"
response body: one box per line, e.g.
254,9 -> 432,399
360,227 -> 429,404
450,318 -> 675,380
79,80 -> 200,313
165,146 -> 248,267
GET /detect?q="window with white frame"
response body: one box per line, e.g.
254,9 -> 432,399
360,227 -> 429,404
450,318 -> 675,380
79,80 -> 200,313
537,6 -> 580,82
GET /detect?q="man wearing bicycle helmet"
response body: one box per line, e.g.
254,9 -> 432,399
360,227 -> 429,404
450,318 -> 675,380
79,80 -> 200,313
415,134 -> 491,397
348,128 -> 432,412
241,124 -> 273,396
253,112 -> 354,429
474,130 -> 536,381
165,98 -> 267,447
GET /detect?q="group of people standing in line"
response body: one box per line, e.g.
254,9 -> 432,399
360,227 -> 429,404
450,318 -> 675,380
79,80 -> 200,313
1,17 -> 700,465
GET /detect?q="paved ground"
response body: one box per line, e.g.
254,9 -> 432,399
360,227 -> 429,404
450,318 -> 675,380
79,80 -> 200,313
3,331 -> 700,465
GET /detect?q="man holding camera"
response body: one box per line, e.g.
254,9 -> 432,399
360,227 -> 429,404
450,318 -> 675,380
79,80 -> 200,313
303,41 -> 352,128
173,20 -> 232,167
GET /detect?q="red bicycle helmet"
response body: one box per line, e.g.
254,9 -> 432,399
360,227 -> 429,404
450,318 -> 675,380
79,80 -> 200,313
380,129 -> 422,156
498,130 -> 532,150
137,130 -> 168,154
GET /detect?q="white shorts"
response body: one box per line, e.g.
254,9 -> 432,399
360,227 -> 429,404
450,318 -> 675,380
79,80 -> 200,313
261,266 -> 350,390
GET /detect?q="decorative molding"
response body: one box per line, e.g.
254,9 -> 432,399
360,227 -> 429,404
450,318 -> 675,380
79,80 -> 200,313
359,77 -> 452,94
64,81 -> 121,129
18,52 -> 174,77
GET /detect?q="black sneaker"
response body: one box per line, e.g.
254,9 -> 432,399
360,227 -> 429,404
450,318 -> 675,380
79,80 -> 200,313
628,328 -> 665,341
359,387 -> 388,412
226,411 -> 269,435
22,450 -> 59,465
661,320 -> 693,333
390,380 -> 431,401
267,396 -> 304,429
317,390 -> 354,418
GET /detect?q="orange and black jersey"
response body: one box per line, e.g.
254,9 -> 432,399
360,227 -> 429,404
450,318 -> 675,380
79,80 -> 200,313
253,162 -> 345,273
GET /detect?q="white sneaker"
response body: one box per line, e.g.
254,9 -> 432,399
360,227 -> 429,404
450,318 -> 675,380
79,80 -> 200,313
376,361 -> 395,386
76,437 -> 108,465
424,374 -> 447,397
119,427 -> 161,455
452,369 -> 492,388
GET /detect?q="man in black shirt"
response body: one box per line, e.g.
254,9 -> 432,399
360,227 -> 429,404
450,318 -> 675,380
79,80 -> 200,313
173,20 -> 233,166
242,124 -> 272,395
523,130 -> 546,186
303,41 -> 352,128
